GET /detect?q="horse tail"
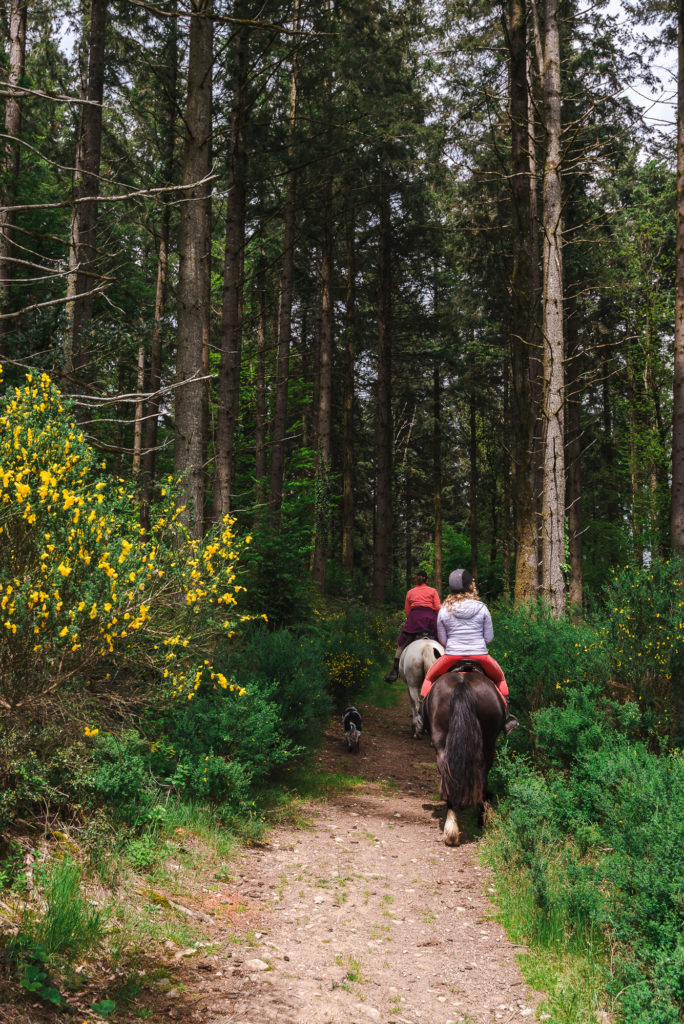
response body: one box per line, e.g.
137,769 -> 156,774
442,682 -> 484,810
422,642 -> 442,677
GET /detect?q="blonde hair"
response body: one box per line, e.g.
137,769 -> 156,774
443,583 -> 480,611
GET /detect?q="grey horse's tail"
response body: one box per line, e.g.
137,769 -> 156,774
422,643 -> 442,676
442,683 -> 484,810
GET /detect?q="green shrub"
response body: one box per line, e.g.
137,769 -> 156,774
157,680 -> 299,800
0,725 -> 93,835
224,625 -> 333,747
90,731 -> 158,823
490,601 -> 610,754
239,471 -> 315,628
487,686 -> 684,1024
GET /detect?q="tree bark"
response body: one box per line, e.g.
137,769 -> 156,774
132,341 -> 145,474
405,467 -> 413,590
312,0 -> 334,590
673,0 -> 684,556
469,394 -> 479,578
65,0 -> 107,382
142,15 -> 178,519
254,245 -> 268,526
215,13 -> 249,516
503,366 -> 512,597
537,0 -> 566,614
565,294 -> 583,609
174,0 -> 213,536
372,165 -> 393,605
0,0 -> 27,354
311,172 -> 334,589
508,0 -> 540,604
433,363 -> 443,597
139,18 -> 175,528
269,0 -> 299,524
342,211 -> 357,578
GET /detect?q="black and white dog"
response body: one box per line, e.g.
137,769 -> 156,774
342,706 -> 362,753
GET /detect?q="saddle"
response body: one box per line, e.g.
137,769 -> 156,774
449,660 -> 507,711
410,629 -> 437,641
450,659 -> 484,674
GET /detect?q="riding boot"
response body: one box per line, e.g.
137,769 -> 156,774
384,658 -> 399,683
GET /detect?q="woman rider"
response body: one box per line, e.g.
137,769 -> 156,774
384,569 -> 441,683
419,568 -> 519,735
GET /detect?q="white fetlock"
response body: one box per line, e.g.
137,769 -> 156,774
443,808 -> 460,846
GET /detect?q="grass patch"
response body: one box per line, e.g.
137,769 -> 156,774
23,857 -> 105,962
481,858 -> 611,1024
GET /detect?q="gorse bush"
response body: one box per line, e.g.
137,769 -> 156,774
594,557 -> 684,705
0,365 -> 259,715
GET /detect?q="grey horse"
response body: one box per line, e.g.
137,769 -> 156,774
398,636 -> 444,737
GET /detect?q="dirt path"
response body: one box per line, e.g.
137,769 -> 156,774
174,698 -> 540,1024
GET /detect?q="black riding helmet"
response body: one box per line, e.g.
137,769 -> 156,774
448,568 -> 473,593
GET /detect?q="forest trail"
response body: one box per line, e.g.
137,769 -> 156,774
167,698 -> 541,1024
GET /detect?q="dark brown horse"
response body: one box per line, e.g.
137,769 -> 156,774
423,662 -> 506,845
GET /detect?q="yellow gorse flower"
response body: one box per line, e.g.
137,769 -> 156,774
0,366 -> 257,704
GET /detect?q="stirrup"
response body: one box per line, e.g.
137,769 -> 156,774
384,667 -> 399,683
503,714 -> 519,735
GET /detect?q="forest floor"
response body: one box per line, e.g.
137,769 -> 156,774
1,697 -> 542,1024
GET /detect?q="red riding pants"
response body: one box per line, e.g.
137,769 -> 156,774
420,654 -> 509,700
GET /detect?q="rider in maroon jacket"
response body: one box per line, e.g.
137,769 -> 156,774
384,570 -> 441,682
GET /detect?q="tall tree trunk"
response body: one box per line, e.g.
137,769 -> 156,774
0,0 -> 27,354
536,0 -> 566,614
372,166 -> 393,605
565,294 -> 583,609
673,0 -> 684,557
269,0 -> 299,524
311,0 -> 334,590
529,50 -> 544,589
508,0 -> 540,604
627,346 -> 643,559
254,246 -> 268,526
342,211 -> 356,578
503,366 -> 512,597
601,338 -> 619,539
132,341 -> 145,474
469,394 -> 479,578
405,468 -> 413,590
312,175 -> 334,589
174,0 -> 213,536
65,0 -> 107,383
433,364 -> 443,597
142,17 -> 178,521
215,14 -> 249,516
